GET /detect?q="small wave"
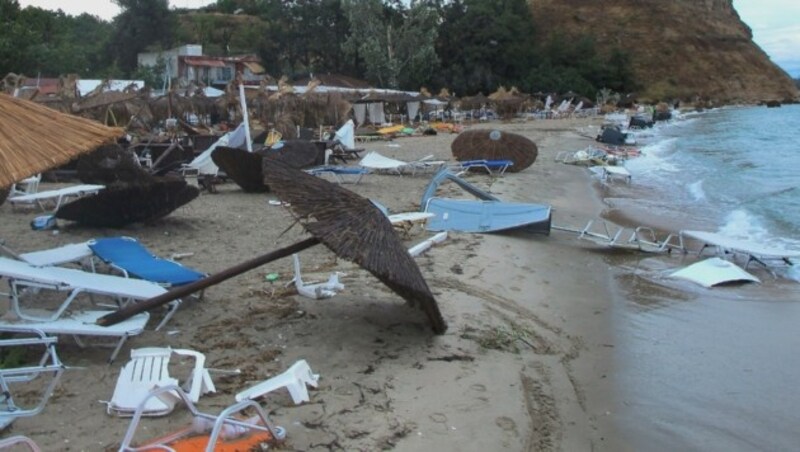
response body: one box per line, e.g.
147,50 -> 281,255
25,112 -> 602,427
688,180 -> 705,201
718,209 -> 770,242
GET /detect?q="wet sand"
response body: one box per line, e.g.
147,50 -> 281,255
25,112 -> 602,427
0,117 -> 632,451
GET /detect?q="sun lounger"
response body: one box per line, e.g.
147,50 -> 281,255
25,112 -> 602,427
359,151 -> 446,176
119,385 -> 286,452
17,242 -> 94,267
305,166 -> 369,184
0,311 -> 149,363
8,184 -> 105,212
0,256 -> 176,330
453,159 -> 514,175
0,435 -> 42,451
589,165 -> 632,184
107,347 -> 216,417
0,328 -> 64,430
680,230 -> 800,269
88,237 -> 206,287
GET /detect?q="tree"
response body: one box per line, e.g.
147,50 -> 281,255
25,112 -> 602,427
107,0 -> 176,75
342,0 -> 439,89
433,0 -> 537,95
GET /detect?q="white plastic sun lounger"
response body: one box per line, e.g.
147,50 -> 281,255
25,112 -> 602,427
589,165 -> 631,184
17,242 -> 94,267
680,230 -> 800,269
359,152 -> 445,176
0,435 -> 42,451
0,328 -> 64,430
0,310 -> 149,363
0,256 -> 176,330
119,385 -> 286,452
8,184 -> 105,212
669,257 -> 760,288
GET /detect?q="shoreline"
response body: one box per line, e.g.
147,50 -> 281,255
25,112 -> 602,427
1,117 -> 624,450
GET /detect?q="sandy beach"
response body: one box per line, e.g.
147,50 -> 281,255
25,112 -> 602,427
0,117 -> 628,451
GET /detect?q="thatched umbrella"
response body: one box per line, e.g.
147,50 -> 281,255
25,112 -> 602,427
212,140 -> 323,193
212,146 -> 268,193
263,160 -> 447,333
0,93 -> 124,188
95,160 -> 447,334
451,129 -> 538,172
55,178 -> 199,228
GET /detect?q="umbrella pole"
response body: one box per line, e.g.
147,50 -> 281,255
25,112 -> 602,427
96,237 -> 320,327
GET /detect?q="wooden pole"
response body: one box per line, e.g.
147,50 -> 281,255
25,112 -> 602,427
96,237 -> 320,327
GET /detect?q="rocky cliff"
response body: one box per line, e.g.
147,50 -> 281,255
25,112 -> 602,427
530,0 -> 798,103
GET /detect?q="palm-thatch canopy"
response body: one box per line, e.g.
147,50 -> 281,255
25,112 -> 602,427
213,140 -> 324,193
451,129 -> 538,173
262,160 -> 447,334
55,178 -> 199,228
0,93 -> 124,188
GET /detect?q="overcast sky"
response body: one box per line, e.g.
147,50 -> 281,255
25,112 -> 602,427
16,0 -> 800,77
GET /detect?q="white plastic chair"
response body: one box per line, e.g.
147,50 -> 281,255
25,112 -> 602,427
107,347 -> 216,417
10,174 -> 41,197
235,359 -> 319,405
289,254 -> 344,300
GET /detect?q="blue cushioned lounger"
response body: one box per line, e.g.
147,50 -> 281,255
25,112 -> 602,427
89,237 -> 205,287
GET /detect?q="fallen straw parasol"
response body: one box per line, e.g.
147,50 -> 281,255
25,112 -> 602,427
0,93 -> 124,188
451,129 -> 538,172
97,160 -> 447,334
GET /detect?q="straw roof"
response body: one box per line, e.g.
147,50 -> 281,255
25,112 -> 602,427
55,178 -> 199,228
0,93 -> 124,187
451,129 -> 538,173
262,160 -> 447,334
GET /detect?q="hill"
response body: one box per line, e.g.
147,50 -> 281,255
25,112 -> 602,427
530,0 -> 798,102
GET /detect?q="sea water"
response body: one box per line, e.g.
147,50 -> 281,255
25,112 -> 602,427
625,105 -> 800,246
606,105 -> 800,451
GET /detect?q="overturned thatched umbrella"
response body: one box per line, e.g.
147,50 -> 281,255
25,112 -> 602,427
55,178 -> 199,228
212,140 -> 323,193
451,129 -> 538,173
96,160 -> 447,334
0,93 -> 124,188
212,146 -> 268,193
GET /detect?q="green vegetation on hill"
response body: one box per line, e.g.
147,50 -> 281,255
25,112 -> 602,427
0,0 -> 637,98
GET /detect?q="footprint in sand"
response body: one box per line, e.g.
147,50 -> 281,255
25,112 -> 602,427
430,413 -> 448,424
495,416 -> 519,436
470,383 -> 486,393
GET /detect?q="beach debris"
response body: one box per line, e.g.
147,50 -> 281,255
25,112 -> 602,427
451,129 -> 538,172
589,165 -> 632,184
289,253 -> 344,299
0,92 -> 123,188
212,140 -> 323,193
76,143 -> 152,184
408,232 -> 448,257
96,160 -> 447,335
55,178 -> 199,228
421,169 -> 552,235
118,385 -> 286,451
235,359 -> 319,405
106,347 -> 216,418
668,257 -> 760,288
